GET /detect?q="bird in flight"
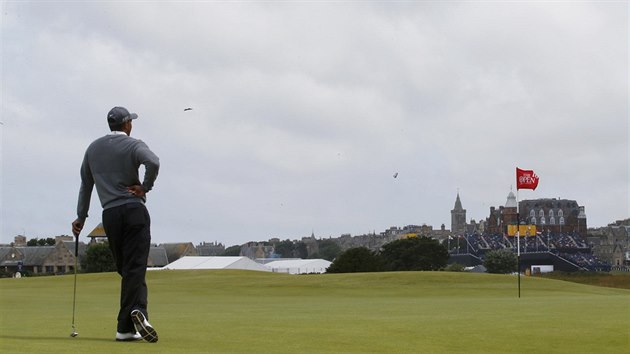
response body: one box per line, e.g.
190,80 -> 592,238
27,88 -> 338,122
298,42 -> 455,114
393,172 -> 398,178
184,108 -> 193,111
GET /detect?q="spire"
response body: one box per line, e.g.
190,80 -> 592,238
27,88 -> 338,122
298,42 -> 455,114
454,192 -> 463,210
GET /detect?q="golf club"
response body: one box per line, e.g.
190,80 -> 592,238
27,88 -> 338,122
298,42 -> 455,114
70,234 -> 79,337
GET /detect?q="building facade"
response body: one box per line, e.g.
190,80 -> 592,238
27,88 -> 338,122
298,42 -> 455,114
485,193 -> 587,237
518,198 -> 587,237
587,219 -> 630,267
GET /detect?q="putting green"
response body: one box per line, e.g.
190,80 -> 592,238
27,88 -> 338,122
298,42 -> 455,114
1,270 -> 628,353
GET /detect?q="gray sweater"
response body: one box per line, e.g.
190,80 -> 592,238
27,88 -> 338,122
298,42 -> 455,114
76,132 -> 160,222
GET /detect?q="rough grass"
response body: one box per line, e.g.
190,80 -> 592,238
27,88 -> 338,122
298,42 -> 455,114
1,270 -> 628,353
541,271 -> 630,290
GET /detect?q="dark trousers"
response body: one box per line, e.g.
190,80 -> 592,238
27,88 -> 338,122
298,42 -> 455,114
103,202 -> 151,333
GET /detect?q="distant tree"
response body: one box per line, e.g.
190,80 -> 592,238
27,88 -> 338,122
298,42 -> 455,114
85,242 -> 116,273
380,236 -> 449,271
26,238 -> 55,246
221,245 -> 242,256
326,247 -> 384,273
483,250 -> 517,274
316,239 -> 341,261
294,241 -> 308,259
274,240 -> 295,258
30,238 -> 55,246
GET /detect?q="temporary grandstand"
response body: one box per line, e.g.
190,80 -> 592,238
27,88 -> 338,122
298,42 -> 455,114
162,256 -> 271,272
448,232 -> 611,272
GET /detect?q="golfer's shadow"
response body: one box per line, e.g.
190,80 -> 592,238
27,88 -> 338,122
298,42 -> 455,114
0,334 -> 113,343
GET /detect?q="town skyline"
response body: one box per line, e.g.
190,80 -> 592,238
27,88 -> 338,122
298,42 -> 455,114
3,191 -> 622,249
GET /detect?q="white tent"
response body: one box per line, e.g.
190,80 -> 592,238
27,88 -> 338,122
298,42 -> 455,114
265,259 -> 332,274
162,256 -> 271,272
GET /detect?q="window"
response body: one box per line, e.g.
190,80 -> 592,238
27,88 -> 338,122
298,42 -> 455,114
530,210 -> 535,218
559,217 -> 565,225
540,216 -> 546,225
539,209 -> 544,218
550,216 -> 556,225
549,210 -> 554,218
558,209 -> 564,217
531,217 -> 537,224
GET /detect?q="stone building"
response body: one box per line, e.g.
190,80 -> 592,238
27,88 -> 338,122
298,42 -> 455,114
240,242 -> 275,259
486,191 -> 518,235
0,236 -> 86,276
588,219 -> 630,267
197,241 -> 226,256
518,198 -> 587,237
161,242 -> 199,263
485,192 -> 587,237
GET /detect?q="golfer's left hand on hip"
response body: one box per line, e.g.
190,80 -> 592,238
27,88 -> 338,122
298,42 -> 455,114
127,185 -> 146,197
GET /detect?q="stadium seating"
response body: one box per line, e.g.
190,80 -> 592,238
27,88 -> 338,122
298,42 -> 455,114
448,232 -> 610,271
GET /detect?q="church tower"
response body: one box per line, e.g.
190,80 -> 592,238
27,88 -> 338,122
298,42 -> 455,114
451,192 -> 466,236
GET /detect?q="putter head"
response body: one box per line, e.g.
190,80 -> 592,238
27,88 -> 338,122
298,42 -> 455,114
71,331 -> 78,337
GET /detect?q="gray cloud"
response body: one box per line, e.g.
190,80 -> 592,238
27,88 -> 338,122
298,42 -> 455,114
1,2 -> 627,245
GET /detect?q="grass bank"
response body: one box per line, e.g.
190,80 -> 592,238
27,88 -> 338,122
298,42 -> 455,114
541,271 -> 630,290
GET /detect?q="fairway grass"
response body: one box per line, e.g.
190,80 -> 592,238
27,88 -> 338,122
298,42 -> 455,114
1,271 -> 628,353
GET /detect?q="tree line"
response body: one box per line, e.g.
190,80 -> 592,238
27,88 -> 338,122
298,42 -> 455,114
25,238 -> 56,246
81,236 -> 517,274
327,236 -> 449,273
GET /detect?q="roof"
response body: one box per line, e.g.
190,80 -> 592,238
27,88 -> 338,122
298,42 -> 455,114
21,246 -> 55,266
87,223 -> 107,237
0,247 -> 24,266
162,256 -> 271,272
0,243 -> 85,267
148,247 -> 169,267
0,248 -> 11,260
61,241 -> 87,257
160,243 -> 198,263
265,259 -> 332,274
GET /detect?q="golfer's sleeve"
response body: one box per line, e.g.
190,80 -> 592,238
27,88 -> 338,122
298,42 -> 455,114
136,141 -> 160,192
77,153 -> 94,221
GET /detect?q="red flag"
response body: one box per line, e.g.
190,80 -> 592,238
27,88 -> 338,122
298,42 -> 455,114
516,168 -> 539,190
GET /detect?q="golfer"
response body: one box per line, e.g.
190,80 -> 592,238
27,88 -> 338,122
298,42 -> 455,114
71,106 -> 160,343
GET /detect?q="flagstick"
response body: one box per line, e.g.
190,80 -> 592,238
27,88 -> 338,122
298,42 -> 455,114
516,189 -> 521,298
515,167 -> 538,298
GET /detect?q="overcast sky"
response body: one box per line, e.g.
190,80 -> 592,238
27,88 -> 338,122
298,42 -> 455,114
1,1 -> 628,247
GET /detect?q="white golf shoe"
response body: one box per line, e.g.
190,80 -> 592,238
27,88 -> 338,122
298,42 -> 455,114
131,309 -> 158,343
115,331 -> 142,341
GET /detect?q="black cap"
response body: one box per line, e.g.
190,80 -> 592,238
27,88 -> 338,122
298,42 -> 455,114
107,106 -> 138,126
